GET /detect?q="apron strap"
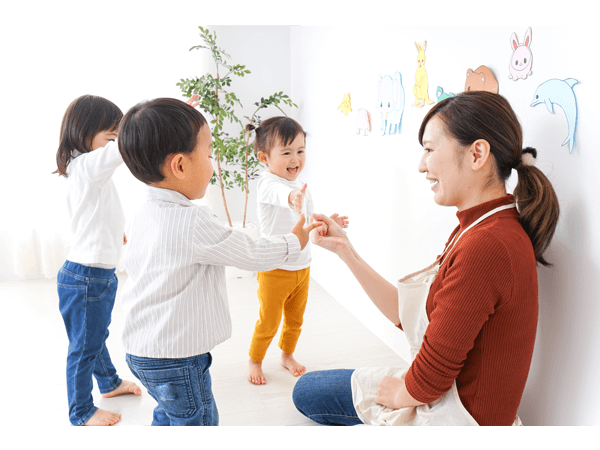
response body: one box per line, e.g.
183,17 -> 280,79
440,203 -> 516,264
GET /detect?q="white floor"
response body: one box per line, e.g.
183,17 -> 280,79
0,273 -> 405,427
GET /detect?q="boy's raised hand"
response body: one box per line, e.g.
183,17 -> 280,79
291,213 -> 325,250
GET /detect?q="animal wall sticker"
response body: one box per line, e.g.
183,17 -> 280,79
465,66 -> 499,94
377,72 -> 405,135
509,27 -> 533,80
530,78 -> 579,154
412,41 -> 434,107
436,87 -> 455,102
338,93 -> 352,116
355,109 -> 371,136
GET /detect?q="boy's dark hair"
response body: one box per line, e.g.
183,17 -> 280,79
53,95 -> 123,177
245,116 -> 306,155
118,98 -> 208,184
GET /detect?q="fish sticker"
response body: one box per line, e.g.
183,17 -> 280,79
530,78 -> 579,154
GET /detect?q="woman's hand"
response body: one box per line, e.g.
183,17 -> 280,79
375,376 -> 425,410
310,213 -> 351,256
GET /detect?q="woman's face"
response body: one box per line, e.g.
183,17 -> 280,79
418,115 -> 472,210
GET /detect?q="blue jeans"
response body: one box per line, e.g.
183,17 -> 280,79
293,369 -> 363,425
126,353 -> 219,426
57,261 -> 122,426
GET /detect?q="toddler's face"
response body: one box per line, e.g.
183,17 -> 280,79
91,128 -> 118,151
261,133 -> 305,182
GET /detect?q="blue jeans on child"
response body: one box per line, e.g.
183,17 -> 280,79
57,260 -> 122,426
126,353 -> 219,426
292,369 -> 363,425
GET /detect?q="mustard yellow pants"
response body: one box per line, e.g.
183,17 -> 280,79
248,267 -> 310,362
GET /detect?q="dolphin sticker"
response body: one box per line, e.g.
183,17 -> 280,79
530,78 -> 579,154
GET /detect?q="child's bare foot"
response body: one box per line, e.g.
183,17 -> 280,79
248,358 -> 267,385
84,408 -> 121,426
280,352 -> 306,377
101,379 -> 142,398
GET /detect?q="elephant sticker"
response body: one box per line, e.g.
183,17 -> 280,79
377,72 -> 405,136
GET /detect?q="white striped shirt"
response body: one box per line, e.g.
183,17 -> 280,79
120,185 -> 301,358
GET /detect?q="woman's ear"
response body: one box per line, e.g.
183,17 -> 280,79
469,139 -> 491,171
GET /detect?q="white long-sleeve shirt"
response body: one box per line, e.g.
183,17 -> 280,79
120,185 -> 301,358
64,140 -> 125,268
257,171 -> 314,270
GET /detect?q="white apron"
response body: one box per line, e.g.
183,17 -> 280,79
351,203 -> 523,426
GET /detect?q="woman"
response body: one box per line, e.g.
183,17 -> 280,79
293,91 -> 559,426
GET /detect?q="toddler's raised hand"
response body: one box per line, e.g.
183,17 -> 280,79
185,94 -> 200,108
330,213 -> 349,229
289,184 -> 307,215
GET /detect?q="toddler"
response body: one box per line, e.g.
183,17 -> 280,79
117,98 -> 322,426
246,117 -> 348,385
54,95 -> 141,426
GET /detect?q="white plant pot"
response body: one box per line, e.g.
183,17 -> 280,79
225,221 -> 259,279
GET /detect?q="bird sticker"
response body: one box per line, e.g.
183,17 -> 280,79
337,93 -> 352,116
530,78 -> 579,154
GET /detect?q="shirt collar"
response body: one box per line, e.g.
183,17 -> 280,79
145,185 -> 194,206
456,194 -> 516,229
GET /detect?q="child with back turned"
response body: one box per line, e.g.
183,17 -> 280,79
117,98 -> 322,426
245,117 -> 349,385
54,95 -> 142,426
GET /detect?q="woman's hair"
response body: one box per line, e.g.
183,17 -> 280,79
418,91 -> 560,266
118,98 -> 207,184
53,95 -> 123,177
245,116 -> 306,155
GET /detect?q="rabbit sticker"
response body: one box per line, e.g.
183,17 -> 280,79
509,27 -> 533,80
412,41 -> 434,107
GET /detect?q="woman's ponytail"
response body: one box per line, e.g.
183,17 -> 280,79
513,148 -> 560,266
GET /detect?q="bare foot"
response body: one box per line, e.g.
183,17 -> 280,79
248,358 -> 267,385
84,408 -> 121,426
280,352 -> 306,377
102,379 -> 142,398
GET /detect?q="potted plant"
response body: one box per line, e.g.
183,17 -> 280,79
177,26 -> 297,229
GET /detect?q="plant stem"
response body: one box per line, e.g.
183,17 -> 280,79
214,72 -> 232,227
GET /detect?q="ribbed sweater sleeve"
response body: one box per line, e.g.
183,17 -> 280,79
405,230 -> 513,402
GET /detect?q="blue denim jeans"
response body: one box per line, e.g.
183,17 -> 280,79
57,260 -> 122,426
126,353 -> 219,426
292,369 -> 363,425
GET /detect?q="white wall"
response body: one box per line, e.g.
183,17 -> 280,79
290,26 -> 599,426
0,24 -> 292,281
1,20 -> 598,425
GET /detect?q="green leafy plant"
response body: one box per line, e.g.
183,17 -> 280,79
177,26 -> 297,227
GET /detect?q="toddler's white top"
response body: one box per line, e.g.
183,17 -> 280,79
64,140 -> 125,268
257,171 -> 314,271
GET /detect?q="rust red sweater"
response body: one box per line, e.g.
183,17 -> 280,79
403,195 -> 538,426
